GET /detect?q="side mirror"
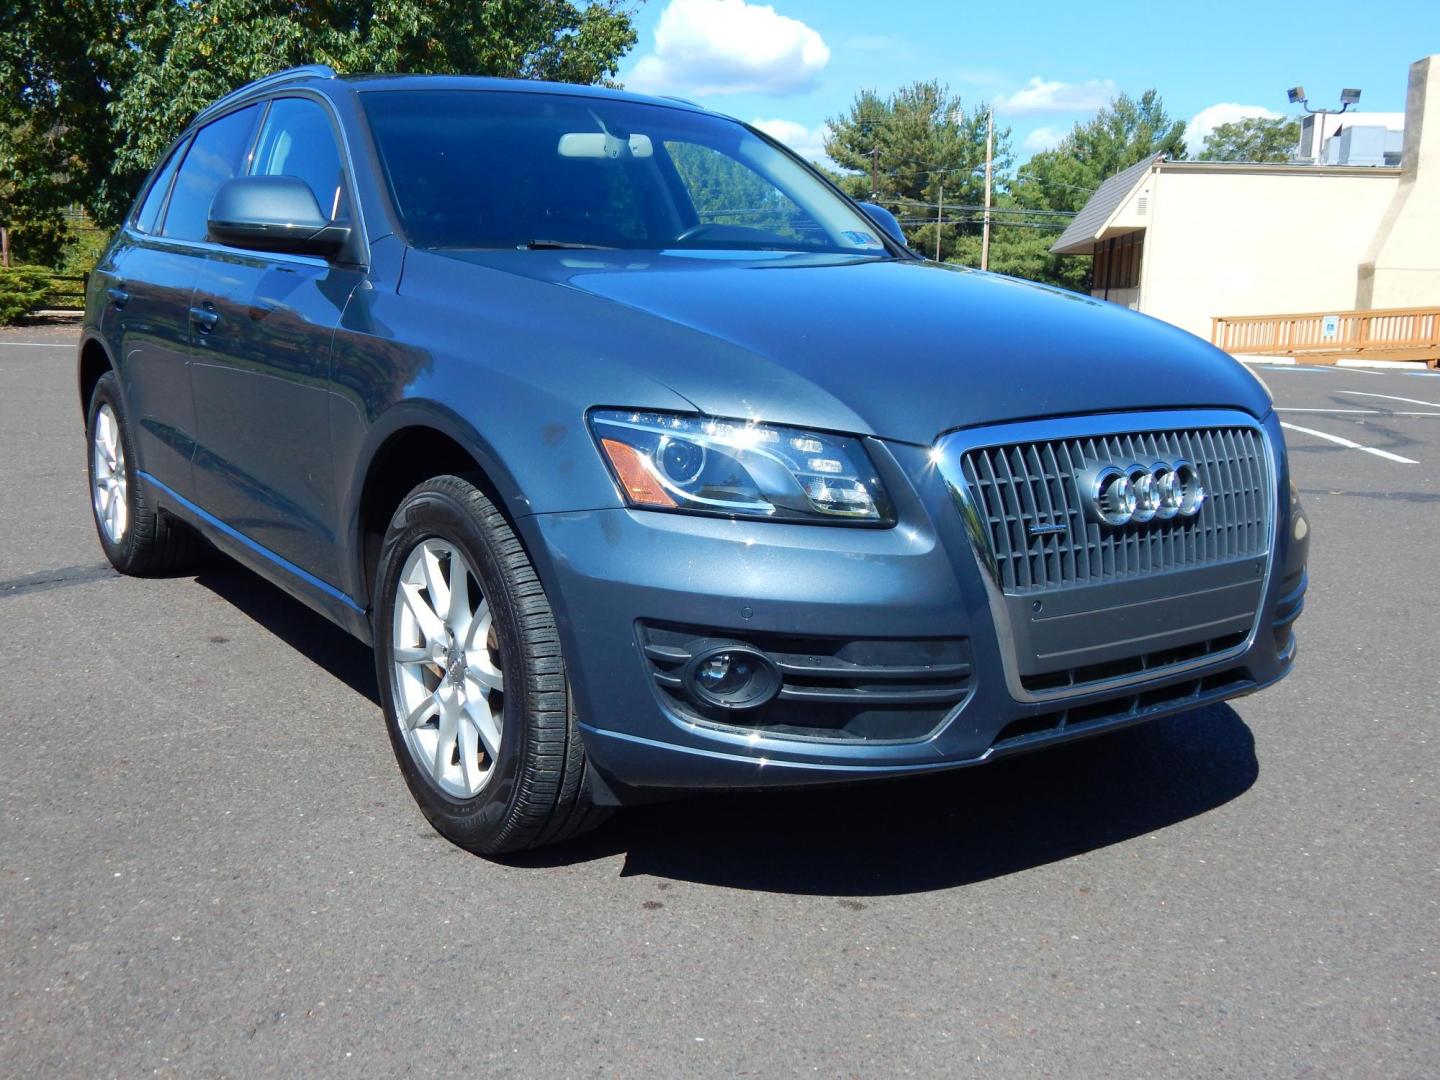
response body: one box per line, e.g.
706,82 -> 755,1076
208,176 -> 351,259
857,201 -> 907,249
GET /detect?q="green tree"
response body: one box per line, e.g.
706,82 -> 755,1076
1196,116 -> 1300,163
1009,89 -> 1186,291
825,81 -> 1012,263
0,0 -> 640,248
1016,90 -> 1186,214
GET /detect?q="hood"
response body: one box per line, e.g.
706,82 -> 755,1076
416,249 -> 1271,444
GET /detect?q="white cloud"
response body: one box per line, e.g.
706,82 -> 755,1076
1021,126 -> 1066,153
751,118 -> 831,163
996,76 -> 1118,115
624,0 -> 831,98
1184,103 -> 1283,153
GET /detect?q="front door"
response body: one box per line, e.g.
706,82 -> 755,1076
188,96 -> 364,586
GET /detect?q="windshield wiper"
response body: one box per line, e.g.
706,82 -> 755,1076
521,239 -> 618,250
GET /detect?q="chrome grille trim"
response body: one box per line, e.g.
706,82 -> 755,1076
934,410 -> 1278,704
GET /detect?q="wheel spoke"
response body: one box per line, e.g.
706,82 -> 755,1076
463,601 -> 491,652
400,581 -> 447,646
420,545 -> 451,625
403,690 -> 440,730
432,692 -> 460,783
466,658 -> 503,694
456,715 -> 481,793
447,564 -> 471,632
465,697 -> 502,761
393,645 -> 429,666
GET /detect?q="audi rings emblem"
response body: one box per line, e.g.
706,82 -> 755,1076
1088,460 -> 1205,526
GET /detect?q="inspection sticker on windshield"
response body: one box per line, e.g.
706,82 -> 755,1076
842,230 -> 881,247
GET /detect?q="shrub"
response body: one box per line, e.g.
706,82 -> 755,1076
0,266 -> 54,324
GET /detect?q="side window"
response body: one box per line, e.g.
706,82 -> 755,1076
162,104 -> 261,242
664,141 -> 822,243
250,97 -> 348,220
133,136 -> 190,234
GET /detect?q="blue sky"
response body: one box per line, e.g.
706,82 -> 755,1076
619,0 -> 1434,167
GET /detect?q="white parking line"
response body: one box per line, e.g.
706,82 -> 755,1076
1336,389 -> 1440,409
1280,421 -> 1418,464
0,341 -> 72,348
1276,408 -> 1440,416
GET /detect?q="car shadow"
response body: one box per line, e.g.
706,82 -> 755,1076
193,557 -> 379,705
517,705 -> 1259,895
190,552 -> 1258,897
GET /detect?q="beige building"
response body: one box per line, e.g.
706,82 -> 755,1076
1052,54 -> 1439,342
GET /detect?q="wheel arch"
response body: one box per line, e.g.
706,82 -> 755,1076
77,333 -> 116,420
347,403 -> 531,614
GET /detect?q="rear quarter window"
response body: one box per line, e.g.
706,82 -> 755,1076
133,136 -> 191,235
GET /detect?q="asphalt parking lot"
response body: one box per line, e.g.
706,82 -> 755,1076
2,321 -> 1437,1078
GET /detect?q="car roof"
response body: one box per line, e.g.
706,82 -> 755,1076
193,66 -> 708,130
334,72 -> 706,112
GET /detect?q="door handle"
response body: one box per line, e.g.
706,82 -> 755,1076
190,305 -> 220,333
107,286 -> 130,308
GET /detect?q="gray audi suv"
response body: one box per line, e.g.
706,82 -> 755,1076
79,66 -> 1308,853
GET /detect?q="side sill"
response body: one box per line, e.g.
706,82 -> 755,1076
139,470 -> 373,643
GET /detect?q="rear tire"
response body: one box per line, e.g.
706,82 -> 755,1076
86,372 -> 201,575
374,474 -> 610,854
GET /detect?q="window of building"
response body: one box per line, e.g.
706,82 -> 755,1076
1094,231 -> 1143,295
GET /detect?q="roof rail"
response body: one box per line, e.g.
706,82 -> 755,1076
193,64 -> 337,124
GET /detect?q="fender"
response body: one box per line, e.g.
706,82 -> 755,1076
338,398 -> 532,608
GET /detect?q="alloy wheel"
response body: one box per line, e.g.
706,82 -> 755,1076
92,404 -> 129,544
390,538 -> 505,798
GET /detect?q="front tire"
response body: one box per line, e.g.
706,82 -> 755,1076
374,475 -> 608,854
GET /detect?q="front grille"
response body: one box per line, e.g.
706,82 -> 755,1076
989,671 -> 1254,754
960,426 -> 1269,593
1021,631 -> 1248,692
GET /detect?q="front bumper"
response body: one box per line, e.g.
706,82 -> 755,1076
519,411 -> 1307,800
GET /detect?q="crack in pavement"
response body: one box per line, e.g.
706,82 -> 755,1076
0,562 -> 119,598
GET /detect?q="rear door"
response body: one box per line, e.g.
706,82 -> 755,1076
99,105 -> 262,500
188,96 -> 365,584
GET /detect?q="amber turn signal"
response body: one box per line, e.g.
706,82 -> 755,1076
600,438 -> 677,507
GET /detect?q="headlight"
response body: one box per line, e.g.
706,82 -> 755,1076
589,409 -> 893,524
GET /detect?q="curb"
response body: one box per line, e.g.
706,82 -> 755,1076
1235,355 -> 1431,372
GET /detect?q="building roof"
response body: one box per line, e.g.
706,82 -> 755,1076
1050,156 -> 1160,255
1050,156 -> 1402,256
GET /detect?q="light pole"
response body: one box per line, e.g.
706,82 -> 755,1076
1288,85 -> 1361,162
981,108 -> 994,271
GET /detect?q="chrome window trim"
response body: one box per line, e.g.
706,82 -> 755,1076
122,229 -> 332,270
933,408 -> 1278,704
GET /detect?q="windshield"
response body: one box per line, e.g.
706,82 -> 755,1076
360,89 -> 889,256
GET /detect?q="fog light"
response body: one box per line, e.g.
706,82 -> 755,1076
684,645 -> 781,710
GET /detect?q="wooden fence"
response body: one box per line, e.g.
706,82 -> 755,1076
1212,307 -> 1440,366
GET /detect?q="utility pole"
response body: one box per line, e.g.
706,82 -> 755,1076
869,145 -> 879,200
935,183 -> 943,261
981,108 -> 994,271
